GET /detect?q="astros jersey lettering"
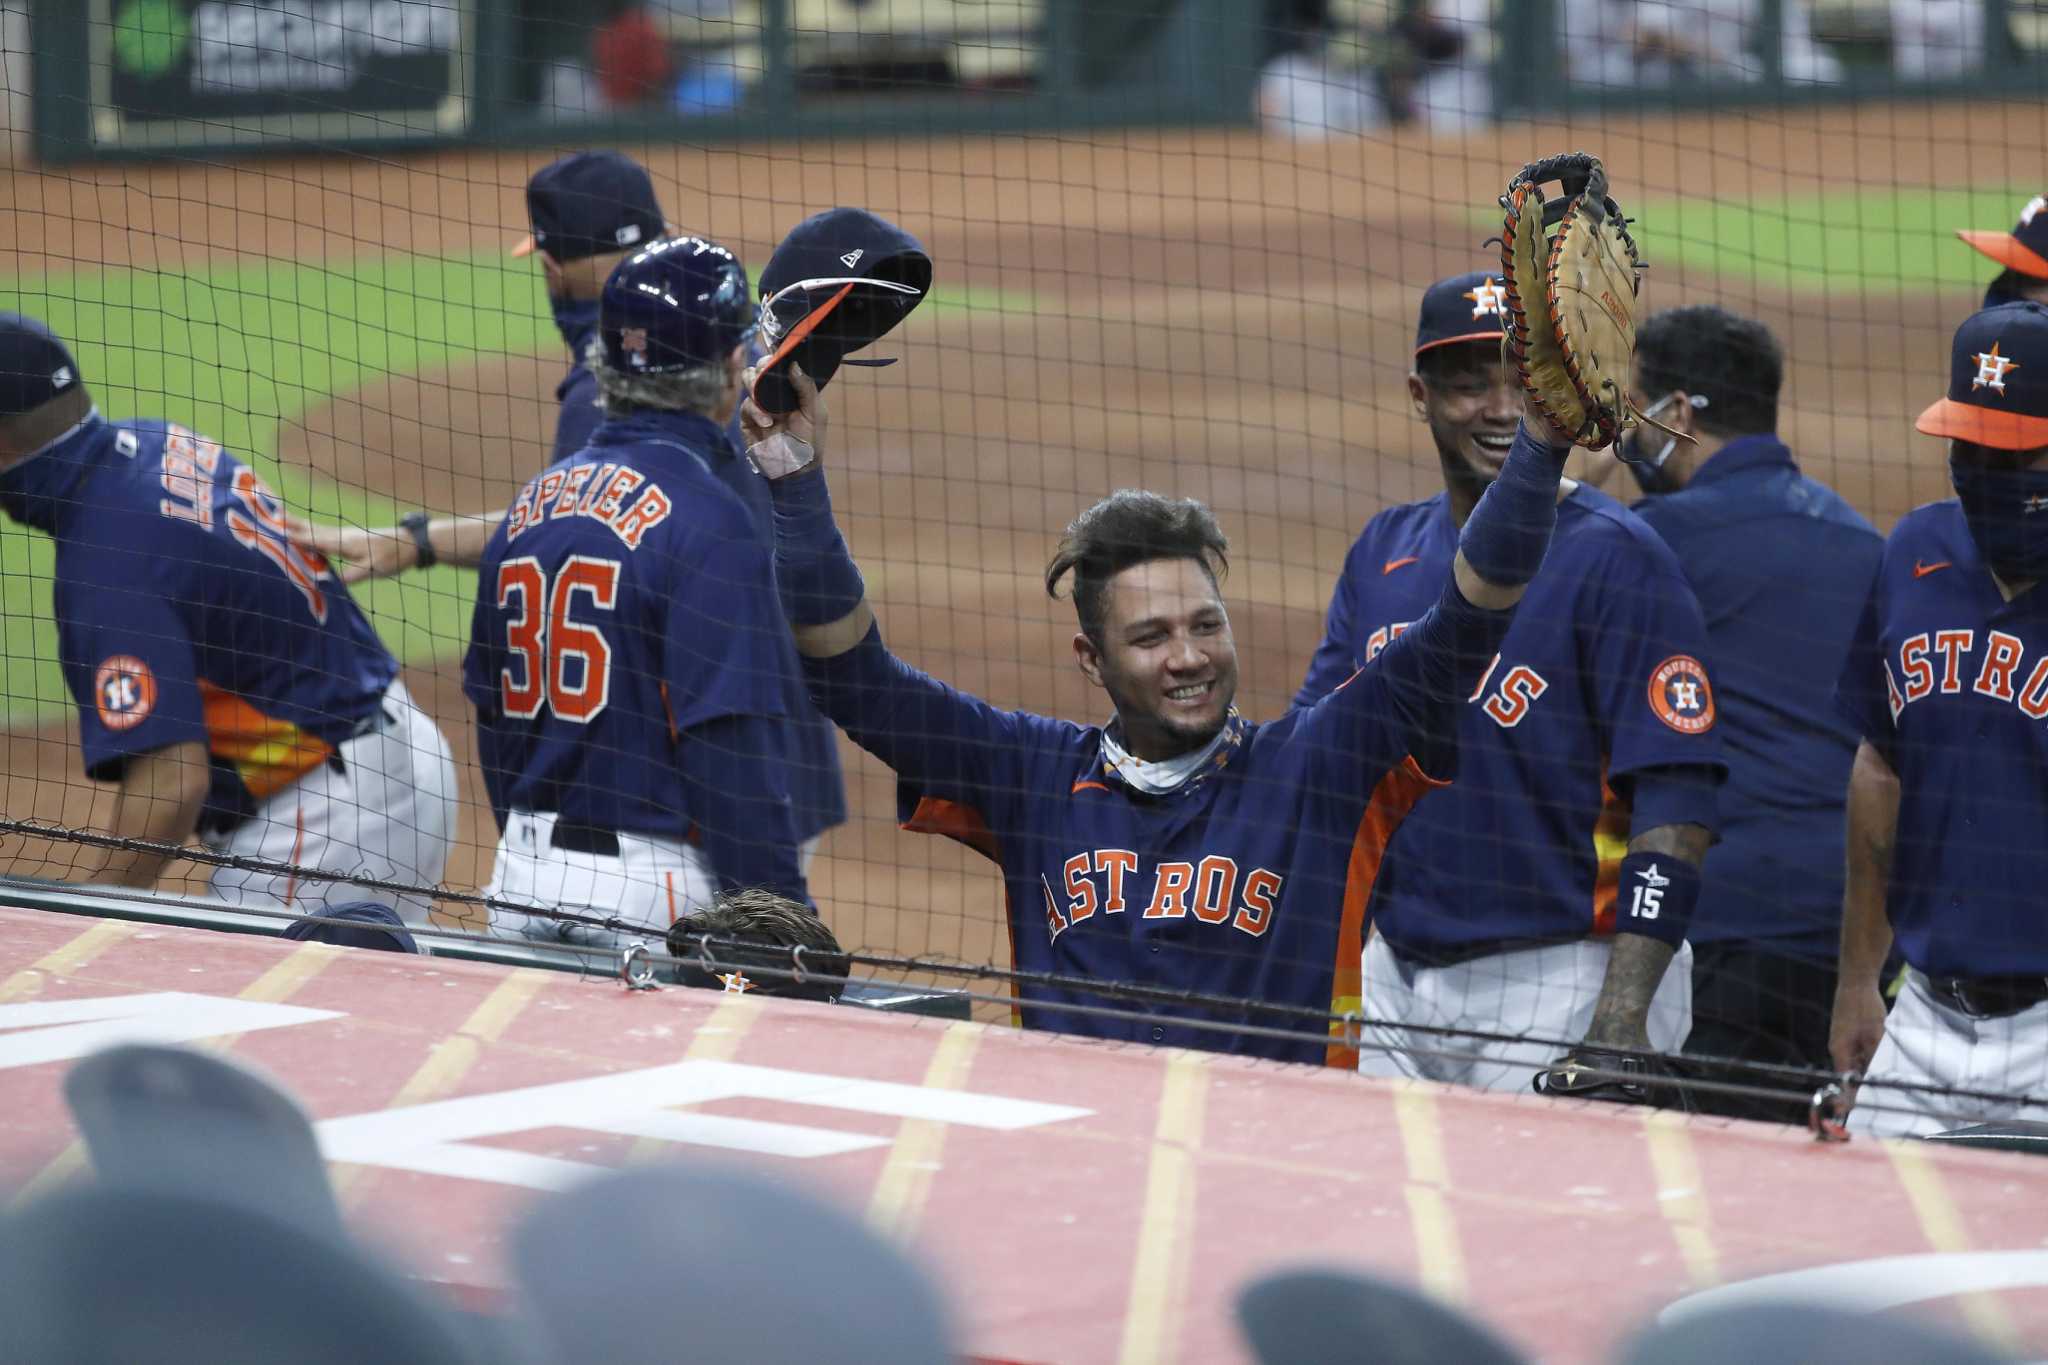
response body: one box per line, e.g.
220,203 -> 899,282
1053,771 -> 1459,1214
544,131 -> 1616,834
805,621 -> 1458,1066
464,411 -> 804,839
1296,486 -> 1722,954
3,416 -> 396,829
1837,500 -> 2048,976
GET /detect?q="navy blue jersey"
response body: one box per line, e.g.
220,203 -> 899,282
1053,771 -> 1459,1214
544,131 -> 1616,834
1632,437 -> 1881,958
0,415 -> 396,828
464,410 -> 806,842
1297,485 -> 1723,955
1837,500 -> 2048,977
544,315 -> 845,841
805,613 -> 1476,1068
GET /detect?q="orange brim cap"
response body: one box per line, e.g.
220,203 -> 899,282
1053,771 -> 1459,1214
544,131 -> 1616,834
1916,396 -> 2048,449
749,282 -> 857,402
1957,229 -> 2048,280
1415,330 -> 1507,359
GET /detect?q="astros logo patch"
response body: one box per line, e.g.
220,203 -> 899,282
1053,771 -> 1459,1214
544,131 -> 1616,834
1464,276 -> 1508,318
1973,342 -> 2019,393
94,655 -> 156,732
1647,654 -> 1714,734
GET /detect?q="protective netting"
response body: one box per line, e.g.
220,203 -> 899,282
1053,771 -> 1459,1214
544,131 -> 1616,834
3,1 -> 2047,1137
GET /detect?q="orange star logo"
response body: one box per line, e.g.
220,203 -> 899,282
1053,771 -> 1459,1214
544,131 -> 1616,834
1464,277 -> 1509,319
1973,342 -> 2019,393
621,326 -> 649,355
717,971 -> 756,994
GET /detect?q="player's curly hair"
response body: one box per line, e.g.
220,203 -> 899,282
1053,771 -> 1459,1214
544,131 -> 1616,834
583,337 -> 730,419
1634,305 -> 1782,437
1045,490 -> 1230,644
665,888 -> 851,1002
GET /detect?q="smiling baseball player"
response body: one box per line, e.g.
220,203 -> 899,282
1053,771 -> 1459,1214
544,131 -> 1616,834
0,314 -> 456,920
1294,272 -> 1725,1097
743,336 -> 1586,1062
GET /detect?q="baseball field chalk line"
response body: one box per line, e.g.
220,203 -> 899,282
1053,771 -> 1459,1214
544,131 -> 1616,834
1885,1139 -> 2023,1352
12,938 -> 339,1207
867,1020 -> 987,1239
1393,1083 -> 1469,1303
0,919 -> 136,1006
1641,1110 -> 1719,1289
1117,1051 -> 1211,1365
333,966 -> 552,1200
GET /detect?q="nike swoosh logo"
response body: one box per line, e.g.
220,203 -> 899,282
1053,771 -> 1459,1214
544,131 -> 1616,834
1913,560 -> 1952,578
1382,556 -> 1420,575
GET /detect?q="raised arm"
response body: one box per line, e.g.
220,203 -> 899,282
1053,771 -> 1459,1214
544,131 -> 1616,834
1310,408 -> 1573,778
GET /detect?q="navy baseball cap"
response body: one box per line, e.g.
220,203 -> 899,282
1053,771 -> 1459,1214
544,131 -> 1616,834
512,150 -> 668,263
1415,270 -> 1510,359
0,313 -> 82,417
280,900 -> 420,953
750,207 -> 932,415
1916,300 -> 2048,450
1958,193 -> 2048,281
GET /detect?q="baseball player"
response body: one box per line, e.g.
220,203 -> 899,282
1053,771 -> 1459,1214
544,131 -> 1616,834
747,346 -> 1584,1066
464,235 -> 813,946
1621,306 -> 1882,1124
1293,272 -> 1723,1094
290,162 -> 849,855
0,314 -> 456,920
1957,194 -> 2048,308
1832,300 -> 2048,1137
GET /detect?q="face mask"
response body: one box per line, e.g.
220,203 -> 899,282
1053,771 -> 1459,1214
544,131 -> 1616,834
1617,391 -> 1711,497
1949,451 -> 2048,581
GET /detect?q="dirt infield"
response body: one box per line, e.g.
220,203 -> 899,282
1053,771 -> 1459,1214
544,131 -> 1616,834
1,103 -> 2030,961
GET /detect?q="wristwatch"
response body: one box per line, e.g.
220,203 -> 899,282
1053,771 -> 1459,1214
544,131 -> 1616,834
400,510 -> 437,570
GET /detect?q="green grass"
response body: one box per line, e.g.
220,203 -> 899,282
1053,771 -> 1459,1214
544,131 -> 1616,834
1472,186 -> 2035,291
0,251 -> 1028,724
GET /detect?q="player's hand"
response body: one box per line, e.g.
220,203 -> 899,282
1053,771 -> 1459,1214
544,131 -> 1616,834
741,363 -> 827,481
1521,392 -> 1575,449
283,516 -> 417,584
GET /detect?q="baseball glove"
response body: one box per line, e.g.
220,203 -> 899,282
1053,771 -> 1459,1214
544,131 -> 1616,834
1532,1047 -> 1697,1113
666,888 -> 851,1003
1499,152 -> 1673,451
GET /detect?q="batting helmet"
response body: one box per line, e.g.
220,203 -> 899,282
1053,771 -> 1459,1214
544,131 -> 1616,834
598,235 -> 755,376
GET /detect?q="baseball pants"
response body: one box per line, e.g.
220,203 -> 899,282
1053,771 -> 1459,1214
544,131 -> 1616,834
484,812 -> 822,950
1356,936 -> 1693,1092
1848,968 -> 2048,1139
208,679 -> 458,926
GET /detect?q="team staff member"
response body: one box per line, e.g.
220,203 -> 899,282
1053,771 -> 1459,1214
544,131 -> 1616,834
749,349 -> 1583,1066
1295,274 -> 1723,1092
293,157 -> 848,852
1621,306 -> 1881,1122
1957,194 -> 2048,308
0,315 -> 456,920
465,236 -> 812,945
1833,301 -> 2048,1138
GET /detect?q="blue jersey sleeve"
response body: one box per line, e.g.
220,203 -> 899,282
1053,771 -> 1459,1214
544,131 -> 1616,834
660,530 -> 797,731
56,547 -> 209,779
1834,581 -> 1896,763
1295,540 -> 1363,708
801,622 -> 1072,854
1581,542 -> 1726,788
1296,576 -> 1510,788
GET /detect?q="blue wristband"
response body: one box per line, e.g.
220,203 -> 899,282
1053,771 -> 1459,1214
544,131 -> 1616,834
768,469 -> 866,627
1456,420 -> 1569,588
1613,851 -> 1700,947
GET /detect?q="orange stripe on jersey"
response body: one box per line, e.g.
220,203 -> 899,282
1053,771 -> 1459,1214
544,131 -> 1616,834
1326,755 -> 1446,1067
903,795 -> 1001,864
198,681 -> 334,801
1071,780 -> 1111,794
1589,766 -> 1631,935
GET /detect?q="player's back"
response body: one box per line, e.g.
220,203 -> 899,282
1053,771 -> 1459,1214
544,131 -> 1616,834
56,419 -> 395,741
465,413 -> 798,839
